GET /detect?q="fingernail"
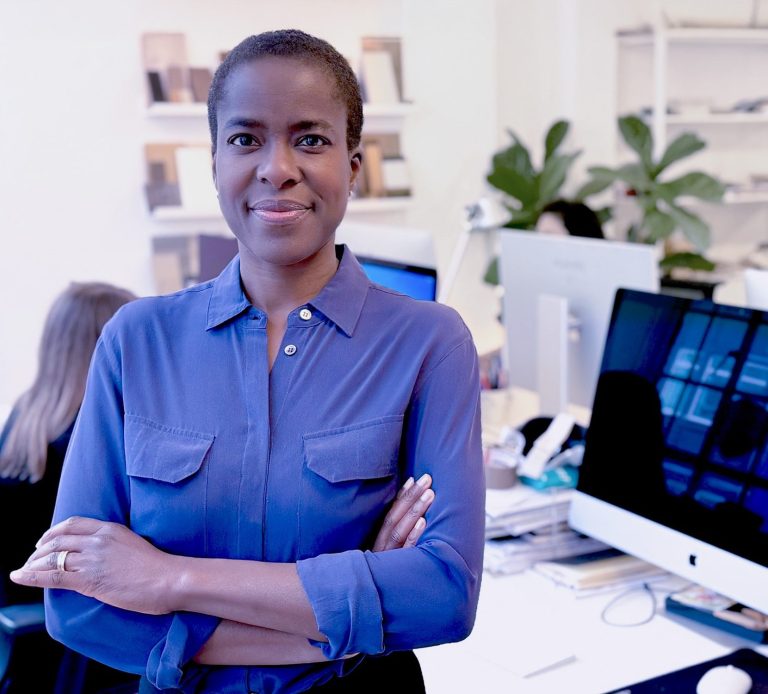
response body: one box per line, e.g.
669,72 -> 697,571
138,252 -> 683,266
417,473 -> 431,487
420,489 -> 434,503
415,517 -> 426,529
402,477 -> 414,490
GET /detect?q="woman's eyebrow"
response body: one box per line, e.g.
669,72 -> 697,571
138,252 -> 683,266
292,119 -> 335,132
223,117 -> 264,130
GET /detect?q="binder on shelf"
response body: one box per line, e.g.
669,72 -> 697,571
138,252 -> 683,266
189,67 -> 213,103
141,33 -> 189,105
362,141 -> 385,197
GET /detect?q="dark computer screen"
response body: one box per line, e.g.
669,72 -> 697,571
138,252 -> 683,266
578,288 -> 768,569
357,256 -> 437,301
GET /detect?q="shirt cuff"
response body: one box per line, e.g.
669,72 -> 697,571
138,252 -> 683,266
146,612 -> 221,690
296,550 -> 384,658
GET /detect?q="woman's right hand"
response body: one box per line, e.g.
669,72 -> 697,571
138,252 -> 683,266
372,474 -> 434,552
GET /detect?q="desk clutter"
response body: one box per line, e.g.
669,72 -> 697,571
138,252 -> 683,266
483,414 -> 609,576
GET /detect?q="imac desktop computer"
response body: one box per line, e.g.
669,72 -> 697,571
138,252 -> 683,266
570,288 -> 768,614
499,230 -> 660,413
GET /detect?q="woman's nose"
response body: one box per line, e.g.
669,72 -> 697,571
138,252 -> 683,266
257,142 -> 299,188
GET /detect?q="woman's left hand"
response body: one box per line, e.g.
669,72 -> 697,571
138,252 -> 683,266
9,516 -> 177,615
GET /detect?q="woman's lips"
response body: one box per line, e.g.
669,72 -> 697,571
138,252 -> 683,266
249,199 -> 311,224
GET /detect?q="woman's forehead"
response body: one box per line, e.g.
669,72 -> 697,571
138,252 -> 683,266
218,57 -> 343,121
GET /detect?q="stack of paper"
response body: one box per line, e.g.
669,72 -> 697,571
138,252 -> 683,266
484,523 -> 608,576
485,485 -> 573,539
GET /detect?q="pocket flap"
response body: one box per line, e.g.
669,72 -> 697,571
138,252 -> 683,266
125,414 -> 214,484
303,415 -> 403,483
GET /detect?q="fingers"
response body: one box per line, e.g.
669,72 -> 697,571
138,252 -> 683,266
373,473 -> 434,552
403,517 -> 426,548
27,534 -> 95,565
9,565 -> 80,590
35,516 -> 109,548
384,488 -> 434,551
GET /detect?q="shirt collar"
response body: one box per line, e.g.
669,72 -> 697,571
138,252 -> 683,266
206,245 -> 370,336
206,255 -> 252,330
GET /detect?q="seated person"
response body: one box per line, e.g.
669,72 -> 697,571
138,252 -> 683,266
0,281 -> 136,692
536,199 -> 605,239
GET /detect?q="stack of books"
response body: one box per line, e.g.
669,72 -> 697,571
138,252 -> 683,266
484,485 -> 608,575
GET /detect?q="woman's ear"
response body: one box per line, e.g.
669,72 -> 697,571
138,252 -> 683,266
349,148 -> 363,189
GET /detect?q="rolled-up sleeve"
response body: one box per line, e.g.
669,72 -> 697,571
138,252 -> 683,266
44,332 -> 219,689
297,337 -> 484,657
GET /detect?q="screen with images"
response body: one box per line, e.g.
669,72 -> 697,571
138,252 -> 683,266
578,289 -> 768,569
358,256 -> 437,301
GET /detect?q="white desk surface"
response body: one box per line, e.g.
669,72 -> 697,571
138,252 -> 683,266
415,386 -> 767,692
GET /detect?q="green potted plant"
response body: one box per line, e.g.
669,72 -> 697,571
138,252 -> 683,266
576,114 -> 726,274
484,120 -> 584,282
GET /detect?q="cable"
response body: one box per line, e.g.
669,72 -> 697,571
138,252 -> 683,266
600,581 -> 695,628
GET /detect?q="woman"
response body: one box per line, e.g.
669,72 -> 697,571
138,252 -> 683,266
1,281 -> 136,605
0,281 -> 136,692
12,30 -> 485,693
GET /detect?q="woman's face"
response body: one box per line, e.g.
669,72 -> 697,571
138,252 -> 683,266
212,57 -> 360,269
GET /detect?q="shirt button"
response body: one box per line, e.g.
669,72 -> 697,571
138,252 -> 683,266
284,344 -> 297,356
299,308 -> 312,321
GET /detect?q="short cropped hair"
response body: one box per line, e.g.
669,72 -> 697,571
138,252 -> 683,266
207,29 -> 364,152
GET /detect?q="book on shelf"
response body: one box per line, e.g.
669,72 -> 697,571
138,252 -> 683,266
189,67 -> 213,103
175,146 -> 219,213
533,547 -> 667,590
144,143 -> 182,211
359,48 -> 400,104
141,33 -> 189,105
361,36 -> 403,102
362,141 -> 385,197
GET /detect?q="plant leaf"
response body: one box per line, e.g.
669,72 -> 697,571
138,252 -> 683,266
539,151 -> 581,205
615,163 -> 650,191
487,137 -> 538,206
618,115 -> 653,172
656,172 -> 725,201
655,132 -> 706,175
643,208 -> 676,242
666,204 -> 710,252
660,252 -> 716,272
544,120 -> 569,162
484,256 -> 499,285
575,176 -> 615,199
503,208 -> 539,229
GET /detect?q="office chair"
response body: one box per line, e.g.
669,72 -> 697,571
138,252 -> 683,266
0,602 -> 137,694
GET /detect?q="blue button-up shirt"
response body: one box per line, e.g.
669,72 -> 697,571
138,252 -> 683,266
46,246 -> 484,693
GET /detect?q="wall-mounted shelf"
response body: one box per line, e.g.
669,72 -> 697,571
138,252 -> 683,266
618,27 -> 768,46
666,112 -> 768,125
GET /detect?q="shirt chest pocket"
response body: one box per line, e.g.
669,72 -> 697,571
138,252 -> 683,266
298,415 -> 404,558
124,414 -> 214,554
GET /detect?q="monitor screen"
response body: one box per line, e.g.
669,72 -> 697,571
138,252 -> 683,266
570,288 -> 768,613
358,256 -> 437,301
499,231 -> 659,408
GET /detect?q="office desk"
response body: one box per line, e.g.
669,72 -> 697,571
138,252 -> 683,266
416,387 -> 767,692
417,569 -> 768,693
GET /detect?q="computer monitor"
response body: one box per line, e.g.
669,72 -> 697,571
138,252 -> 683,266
745,268 -> 768,311
499,231 -> 660,411
357,256 -> 437,301
570,288 -> 768,613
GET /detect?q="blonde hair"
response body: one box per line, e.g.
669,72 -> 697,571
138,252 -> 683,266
0,282 -> 136,482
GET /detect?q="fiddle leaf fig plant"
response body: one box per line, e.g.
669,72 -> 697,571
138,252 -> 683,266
576,115 -> 726,271
484,120 -> 581,282
487,119 -> 580,230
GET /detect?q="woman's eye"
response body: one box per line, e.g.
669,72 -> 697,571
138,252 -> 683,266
227,134 -> 259,147
297,134 -> 329,148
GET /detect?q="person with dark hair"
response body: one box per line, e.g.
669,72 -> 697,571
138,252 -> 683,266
12,30 -> 484,693
0,281 -> 136,692
537,198 -> 605,239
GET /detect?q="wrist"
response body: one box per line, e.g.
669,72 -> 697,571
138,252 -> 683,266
163,553 -> 196,613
